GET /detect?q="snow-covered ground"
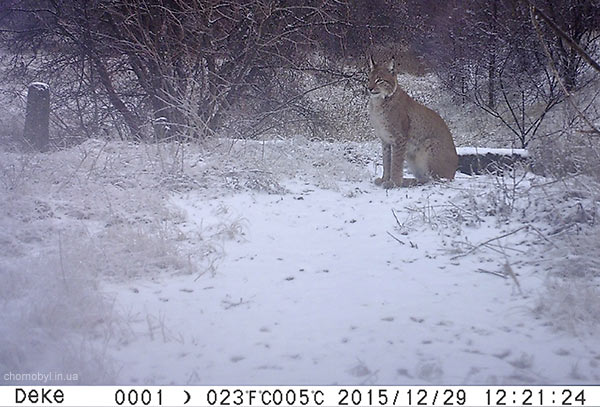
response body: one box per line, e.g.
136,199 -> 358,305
1,138 -> 599,385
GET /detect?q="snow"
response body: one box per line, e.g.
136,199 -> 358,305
106,177 -> 598,385
28,82 -> 49,91
1,138 -> 599,386
457,147 -> 529,157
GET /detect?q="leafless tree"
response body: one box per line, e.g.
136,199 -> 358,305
0,0 -> 419,142
413,0 -> 599,148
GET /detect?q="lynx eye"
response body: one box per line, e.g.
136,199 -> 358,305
375,79 -> 385,85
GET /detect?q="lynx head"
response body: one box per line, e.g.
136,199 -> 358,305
367,56 -> 397,99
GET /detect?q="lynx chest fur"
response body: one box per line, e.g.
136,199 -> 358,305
367,56 -> 458,188
368,97 -> 398,145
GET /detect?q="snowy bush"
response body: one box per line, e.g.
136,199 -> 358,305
0,140 -> 254,383
0,254 -> 119,384
534,278 -> 600,335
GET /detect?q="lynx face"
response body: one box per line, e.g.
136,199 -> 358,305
367,58 -> 397,98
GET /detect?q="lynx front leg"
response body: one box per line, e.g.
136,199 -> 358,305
374,142 -> 392,186
386,143 -> 406,188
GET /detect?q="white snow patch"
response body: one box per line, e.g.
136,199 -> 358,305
457,147 -> 529,157
29,82 -> 49,91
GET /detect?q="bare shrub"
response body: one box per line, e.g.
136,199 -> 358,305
415,0 -> 600,148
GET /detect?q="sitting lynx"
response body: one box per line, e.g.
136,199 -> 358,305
368,56 -> 458,188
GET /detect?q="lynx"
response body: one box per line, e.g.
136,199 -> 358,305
368,56 -> 458,188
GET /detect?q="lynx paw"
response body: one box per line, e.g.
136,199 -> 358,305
382,180 -> 399,189
375,177 -> 403,189
401,178 -> 421,187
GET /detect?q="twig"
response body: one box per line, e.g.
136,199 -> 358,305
447,200 -> 483,223
387,231 -> 405,245
222,297 -> 249,310
146,313 -> 155,341
57,230 -> 69,291
476,268 -> 508,279
454,240 -> 511,257
504,262 -> 524,296
526,223 -> 559,248
55,144 -> 93,193
451,225 -> 529,260
485,242 -> 527,255
391,208 -> 403,228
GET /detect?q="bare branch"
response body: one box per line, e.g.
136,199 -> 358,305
525,0 -> 600,74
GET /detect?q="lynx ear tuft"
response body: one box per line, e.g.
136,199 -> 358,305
387,58 -> 395,73
368,55 -> 375,70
